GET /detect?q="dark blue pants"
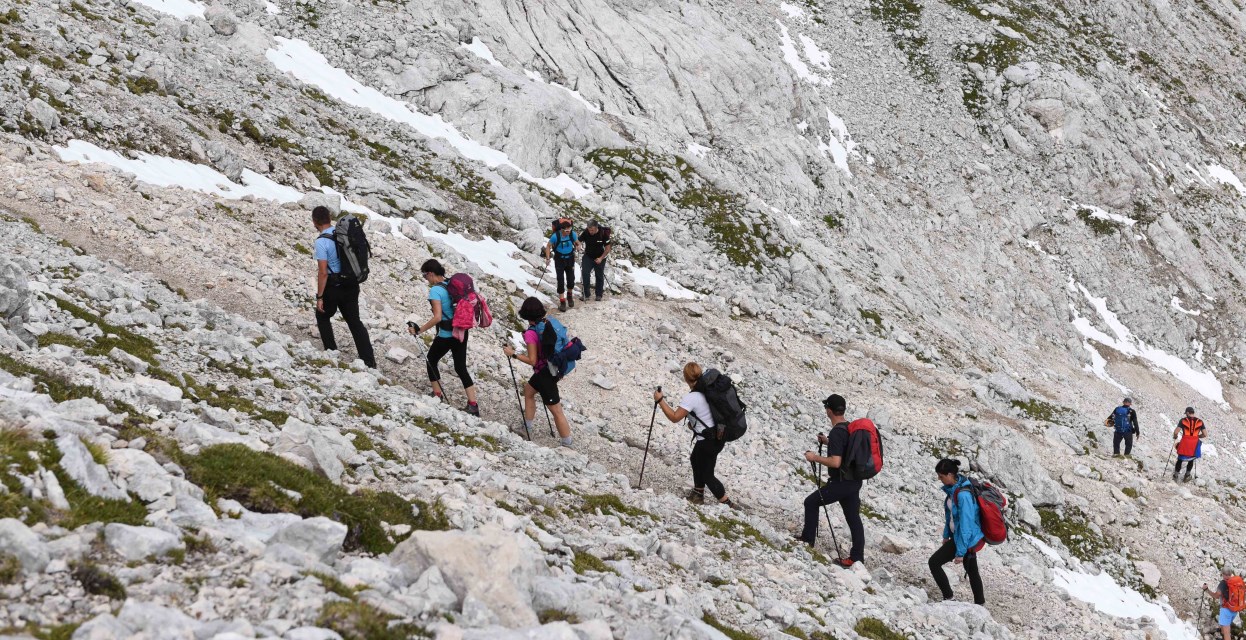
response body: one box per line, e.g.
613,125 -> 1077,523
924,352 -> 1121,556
1112,431 -> 1133,455
800,480 -> 864,561
582,256 -> 605,298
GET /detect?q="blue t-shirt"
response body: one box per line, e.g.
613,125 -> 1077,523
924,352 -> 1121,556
549,231 -> 577,257
429,284 -> 453,339
314,231 -> 341,274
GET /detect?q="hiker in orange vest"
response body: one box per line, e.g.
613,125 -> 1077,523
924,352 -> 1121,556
1171,406 -> 1205,483
1204,567 -> 1245,640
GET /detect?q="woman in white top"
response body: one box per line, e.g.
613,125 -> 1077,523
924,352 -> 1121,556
654,362 -> 734,507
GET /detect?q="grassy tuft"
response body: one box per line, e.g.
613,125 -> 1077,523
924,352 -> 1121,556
579,494 -> 654,519
0,552 -> 20,584
854,617 -> 908,640
316,601 -> 429,640
572,550 -> 617,575
701,613 -> 760,640
1037,506 -> 1110,562
697,512 -> 773,548
71,563 -> 126,600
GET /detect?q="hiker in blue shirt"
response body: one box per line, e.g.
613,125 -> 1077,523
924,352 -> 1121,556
544,220 -> 579,312
929,458 -> 986,605
311,206 -> 375,368
1104,397 -> 1139,457
407,259 -> 479,416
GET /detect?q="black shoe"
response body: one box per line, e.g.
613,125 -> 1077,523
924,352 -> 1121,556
465,403 -> 480,416
791,535 -> 811,546
580,293 -> 588,301
559,299 -> 567,312
595,295 -> 602,302
1172,473 -> 1180,482
686,489 -> 705,504
568,296 -> 574,308
1182,474 -> 1192,483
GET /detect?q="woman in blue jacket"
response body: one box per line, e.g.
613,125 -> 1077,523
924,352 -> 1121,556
929,458 -> 986,605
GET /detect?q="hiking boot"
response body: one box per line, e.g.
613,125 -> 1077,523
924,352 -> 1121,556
1112,453 -> 1121,458
580,293 -> 588,302
595,295 -> 602,302
791,535 -> 811,546
465,403 -> 480,417
1182,474 -> 1192,483
559,299 -> 567,312
1172,473 -> 1180,482
833,558 -> 857,569
686,489 -> 705,504
720,498 -> 742,511
567,295 -> 574,308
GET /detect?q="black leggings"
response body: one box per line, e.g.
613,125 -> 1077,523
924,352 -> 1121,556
554,255 -> 576,295
929,539 -> 985,604
690,438 -> 726,500
800,480 -> 865,561
1174,458 -> 1195,477
426,333 -> 473,389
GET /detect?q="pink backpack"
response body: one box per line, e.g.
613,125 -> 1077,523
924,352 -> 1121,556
444,273 -> 492,341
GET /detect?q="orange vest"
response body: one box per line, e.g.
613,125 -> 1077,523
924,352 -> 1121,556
1176,417 -> 1203,458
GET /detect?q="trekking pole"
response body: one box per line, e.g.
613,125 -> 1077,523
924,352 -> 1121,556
816,442 -> 844,559
542,403 -> 556,438
637,386 -> 661,488
1161,442 -> 1175,480
503,342 -> 530,441
408,321 -> 447,404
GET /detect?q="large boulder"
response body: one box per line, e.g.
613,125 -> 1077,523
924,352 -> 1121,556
271,417 -> 359,482
967,425 -> 1064,506
268,517 -> 347,564
0,258 -> 30,323
0,518 -> 49,573
388,527 -> 549,627
104,523 -> 184,562
204,3 -> 238,36
56,435 -> 127,501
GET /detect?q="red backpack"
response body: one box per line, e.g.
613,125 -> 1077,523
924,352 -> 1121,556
840,419 -> 883,480
1226,576 -> 1246,613
956,478 -> 1009,545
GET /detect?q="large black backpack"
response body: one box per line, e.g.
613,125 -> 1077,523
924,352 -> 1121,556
695,369 -> 747,442
333,215 -> 371,284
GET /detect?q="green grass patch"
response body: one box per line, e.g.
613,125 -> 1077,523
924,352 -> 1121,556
0,552 -> 19,584
307,571 -> 367,598
1075,207 -> 1121,235
1011,398 -> 1071,423
698,512 -> 773,549
859,503 -> 889,521
350,398 -> 385,418
868,0 -> 937,83
0,353 -> 104,405
1121,487 -> 1139,499
572,550 -> 617,575
579,494 -> 654,519
854,617 -> 907,640
537,609 -> 580,624
180,444 -> 448,553
71,562 -> 126,600
701,613 -> 759,640
346,430 -> 398,461
52,297 -> 161,367
316,601 -> 428,640
411,416 -> 500,452
1037,506 -> 1110,563
36,333 -> 87,350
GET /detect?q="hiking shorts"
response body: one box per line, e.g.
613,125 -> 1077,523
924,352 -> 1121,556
528,368 -> 561,406
1220,607 -> 1239,626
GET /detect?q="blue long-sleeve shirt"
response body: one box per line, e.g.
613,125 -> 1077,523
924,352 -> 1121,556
942,476 -> 985,558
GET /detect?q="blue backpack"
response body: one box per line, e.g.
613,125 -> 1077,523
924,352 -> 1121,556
1112,406 -> 1132,434
535,317 -> 584,379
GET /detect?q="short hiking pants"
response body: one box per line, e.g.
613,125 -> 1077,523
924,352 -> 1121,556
799,480 -> 865,562
553,255 -> 576,296
690,438 -> 727,500
426,333 -> 473,389
929,539 -> 985,605
315,282 -> 376,369
1112,432 -> 1133,456
1219,607 -> 1240,627
527,367 -> 561,406
581,255 -> 605,298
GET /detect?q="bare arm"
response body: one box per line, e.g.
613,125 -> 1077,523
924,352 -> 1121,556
417,299 -> 442,334
656,395 -> 689,423
506,339 -> 539,366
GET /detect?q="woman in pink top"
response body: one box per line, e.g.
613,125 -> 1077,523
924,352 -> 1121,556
503,297 -> 573,446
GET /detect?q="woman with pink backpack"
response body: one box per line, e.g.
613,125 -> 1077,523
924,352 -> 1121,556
408,259 -> 480,416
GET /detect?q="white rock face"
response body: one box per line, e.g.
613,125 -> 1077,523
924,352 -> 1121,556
104,523 -> 185,562
0,518 -> 50,573
272,417 -> 360,482
389,527 -> 549,627
268,517 -> 348,564
56,435 -> 128,501
0,258 -> 30,323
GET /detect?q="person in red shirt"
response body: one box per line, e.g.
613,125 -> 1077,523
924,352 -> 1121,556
1171,406 -> 1205,482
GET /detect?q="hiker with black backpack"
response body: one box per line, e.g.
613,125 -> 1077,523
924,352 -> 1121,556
544,219 -> 579,311
929,458 -> 987,605
1172,406 -> 1205,482
1204,567 -> 1245,640
408,259 -> 479,416
794,394 -> 874,568
311,206 -> 376,369
1104,397 -> 1139,457
579,220 -> 611,302
653,362 -> 738,508
502,297 -> 582,447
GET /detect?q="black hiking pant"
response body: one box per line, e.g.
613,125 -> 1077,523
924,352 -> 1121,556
427,332 -> 473,389
690,438 -> 726,500
1174,458 -> 1195,477
929,539 -> 985,605
553,255 -> 576,297
582,255 -> 605,299
1112,432 -> 1134,456
799,480 -> 864,562
315,282 -> 376,368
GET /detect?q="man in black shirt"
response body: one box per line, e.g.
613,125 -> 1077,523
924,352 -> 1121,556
579,220 -> 611,302
795,393 -> 865,568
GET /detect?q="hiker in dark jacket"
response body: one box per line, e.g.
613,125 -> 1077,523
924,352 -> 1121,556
929,458 -> 986,605
654,362 -> 735,508
503,297 -> 573,446
408,259 -> 478,416
794,394 -> 864,568
312,206 -> 375,368
1104,397 -> 1139,457
579,220 -> 611,302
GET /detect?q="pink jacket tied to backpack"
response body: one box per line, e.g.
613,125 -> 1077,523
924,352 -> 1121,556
443,273 -> 492,341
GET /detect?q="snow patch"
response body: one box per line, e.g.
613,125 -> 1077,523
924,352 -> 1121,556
265,38 -> 591,198
686,143 -> 711,159
130,0 -> 205,19
460,38 -> 502,67
1069,279 -> 1227,409
1170,297 -> 1200,316
615,260 -> 698,300
1053,569 -> 1199,640
1023,534 -> 1065,566
777,21 -> 831,86
420,229 -> 543,298
264,1 -> 280,14
818,109 -> 858,175
779,2 -> 807,19
1082,341 -> 1129,394
1207,164 -> 1246,195
799,34 -> 833,73
1070,201 -> 1136,226
523,70 -> 602,114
